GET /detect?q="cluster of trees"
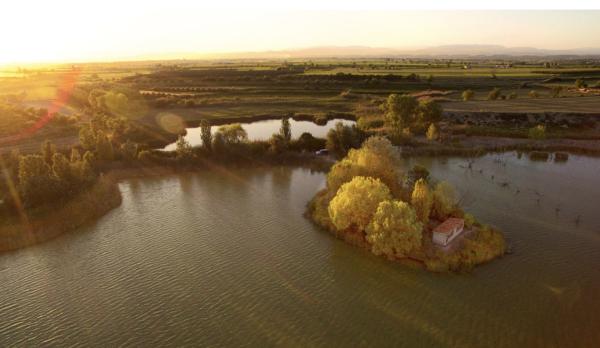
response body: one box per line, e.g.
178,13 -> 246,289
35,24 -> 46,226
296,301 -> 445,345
325,122 -> 365,157
162,118 -> 326,165
382,94 -> 442,142
322,137 -> 458,260
0,101 -> 78,137
3,141 -> 96,208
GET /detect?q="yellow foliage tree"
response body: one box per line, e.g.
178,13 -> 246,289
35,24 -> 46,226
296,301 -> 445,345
411,178 -> 433,223
431,181 -> 457,220
328,176 -> 392,231
426,123 -> 439,141
327,136 -> 402,196
365,200 -> 423,258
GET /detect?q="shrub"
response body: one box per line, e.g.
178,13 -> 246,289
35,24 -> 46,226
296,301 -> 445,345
487,88 -> 501,100
528,90 -> 539,98
575,79 -> 587,89
357,116 -> 384,130
292,132 -> 325,152
554,152 -> 569,162
217,123 -> 247,144
551,85 -> 563,98
328,176 -> 392,231
462,89 -> 474,101
529,151 -> 550,161
268,133 -> 287,154
528,124 -> 546,140
426,123 -> 439,141
175,135 -> 194,160
464,213 -> 476,228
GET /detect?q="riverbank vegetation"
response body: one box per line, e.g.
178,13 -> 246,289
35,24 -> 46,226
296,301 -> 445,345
306,136 -> 506,272
1,57 -> 599,252
0,175 -> 121,252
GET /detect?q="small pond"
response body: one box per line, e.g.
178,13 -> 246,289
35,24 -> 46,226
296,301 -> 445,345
163,118 -> 355,151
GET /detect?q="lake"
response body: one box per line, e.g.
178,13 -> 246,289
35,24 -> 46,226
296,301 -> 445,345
162,118 -> 355,151
1,152 -> 599,346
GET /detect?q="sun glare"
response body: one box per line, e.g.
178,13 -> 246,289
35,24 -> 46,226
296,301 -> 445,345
1,1 -> 599,65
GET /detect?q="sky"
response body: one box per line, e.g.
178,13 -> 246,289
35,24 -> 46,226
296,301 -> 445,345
1,1 -> 600,64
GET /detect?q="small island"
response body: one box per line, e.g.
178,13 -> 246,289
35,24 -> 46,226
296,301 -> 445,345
307,136 -> 506,272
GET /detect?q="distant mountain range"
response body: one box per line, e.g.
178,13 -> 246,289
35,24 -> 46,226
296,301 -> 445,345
203,45 -> 600,59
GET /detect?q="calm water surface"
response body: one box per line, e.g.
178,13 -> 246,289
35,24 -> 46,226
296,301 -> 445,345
163,118 -> 355,151
1,153 -> 599,347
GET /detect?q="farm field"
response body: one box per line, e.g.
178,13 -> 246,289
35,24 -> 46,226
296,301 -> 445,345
1,58 -> 600,152
444,95 -> 600,114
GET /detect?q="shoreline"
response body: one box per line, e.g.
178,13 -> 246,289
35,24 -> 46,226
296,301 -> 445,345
0,176 -> 122,253
305,190 -> 506,273
401,136 -> 600,157
0,140 -> 590,254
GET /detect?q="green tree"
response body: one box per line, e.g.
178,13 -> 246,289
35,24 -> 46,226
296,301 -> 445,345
294,132 -> 324,152
462,89 -> 474,101
83,151 -> 95,166
79,124 -> 96,150
279,117 -> 292,143
120,140 -> 138,160
175,135 -> 194,159
75,155 -> 96,185
487,88 -> 501,100
70,148 -> 81,162
365,200 -> 423,258
328,176 -> 392,231
95,133 -> 114,161
87,89 -> 105,109
411,178 -> 433,223
417,99 -> 442,125
200,119 -> 212,152
51,153 -> 72,183
426,123 -> 439,141
18,155 -> 57,207
384,94 -> 418,134
41,140 -> 55,165
432,181 -> 457,220
528,124 -> 546,140
325,122 -> 363,158
268,133 -> 287,154
212,132 -> 226,154
327,136 -> 402,196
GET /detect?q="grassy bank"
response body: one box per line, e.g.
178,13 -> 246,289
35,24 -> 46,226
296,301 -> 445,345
0,176 -> 122,252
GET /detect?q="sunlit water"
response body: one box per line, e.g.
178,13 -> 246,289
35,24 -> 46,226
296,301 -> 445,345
162,118 -> 355,151
1,153 -> 599,346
